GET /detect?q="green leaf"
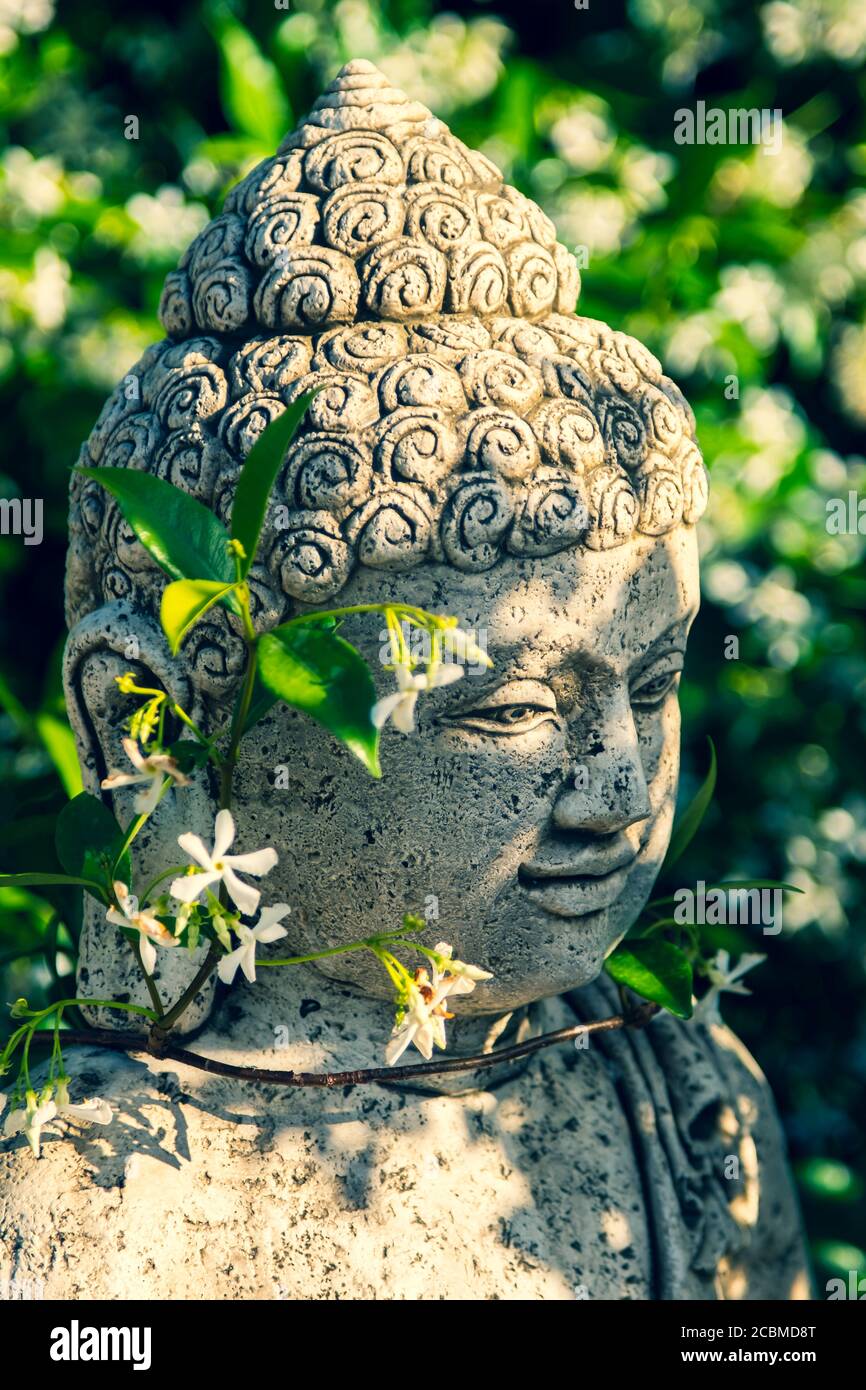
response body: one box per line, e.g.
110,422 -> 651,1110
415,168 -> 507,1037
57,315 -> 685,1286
630,915 -> 681,939
661,737 -> 717,872
257,622 -> 382,777
231,393 -> 316,575
605,939 -> 694,1019
34,712 -> 84,799
167,739 -> 213,772
77,466 -> 241,614
0,871 -> 103,891
208,11 -> 291,148
55,792 -> 130,890
708,879 -> 804,893
161,577 -> 239,654
240,676 -> 279,737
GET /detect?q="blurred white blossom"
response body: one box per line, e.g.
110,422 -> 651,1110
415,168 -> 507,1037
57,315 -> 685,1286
549,186 -> 631,257
23,248 -> 69,331
762,0 -> 866,67
549,106 -> 616,173
833,322 -> 866,423
0,0 -> 54,55
712,126 -> 814,209
714,265 -> 786,351
629,0 -> 727,87
67,318 -> 154,389
124,186 -> 209,265
278,3 -> 509,117
1,146 -> 64,219
617,146 -> 675,212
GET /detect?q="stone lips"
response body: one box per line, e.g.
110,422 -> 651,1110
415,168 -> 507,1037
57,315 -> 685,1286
67,60 -> 709,649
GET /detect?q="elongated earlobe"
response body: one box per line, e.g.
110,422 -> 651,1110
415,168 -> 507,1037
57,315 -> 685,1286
63,600 -> 218,1033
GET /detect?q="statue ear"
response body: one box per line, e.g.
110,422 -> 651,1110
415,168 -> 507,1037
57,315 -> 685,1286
63,600 -> 217,1033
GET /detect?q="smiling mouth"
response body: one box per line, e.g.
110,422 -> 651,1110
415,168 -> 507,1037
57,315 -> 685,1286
517,859 -> 637,919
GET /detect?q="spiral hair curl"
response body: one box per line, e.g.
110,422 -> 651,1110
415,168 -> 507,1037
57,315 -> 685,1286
68,60 -> 708,674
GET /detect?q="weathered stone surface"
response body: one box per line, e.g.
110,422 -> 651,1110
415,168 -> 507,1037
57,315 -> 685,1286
0,979 -> 809,1300
0,60 -> 810,1301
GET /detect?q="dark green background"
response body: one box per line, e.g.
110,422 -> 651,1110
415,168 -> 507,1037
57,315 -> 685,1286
1,0 -> 864,1292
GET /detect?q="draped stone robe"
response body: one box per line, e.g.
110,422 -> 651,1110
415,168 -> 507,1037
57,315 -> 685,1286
0,972 -> 810,1301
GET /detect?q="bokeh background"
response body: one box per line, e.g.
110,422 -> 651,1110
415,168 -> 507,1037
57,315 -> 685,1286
0,0 -> 864,1294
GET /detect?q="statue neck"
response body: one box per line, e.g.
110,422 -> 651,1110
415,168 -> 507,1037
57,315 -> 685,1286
202,960 -> 543,1096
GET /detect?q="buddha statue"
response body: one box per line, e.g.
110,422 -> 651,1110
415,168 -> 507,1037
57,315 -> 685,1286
0,62 -> 810,1301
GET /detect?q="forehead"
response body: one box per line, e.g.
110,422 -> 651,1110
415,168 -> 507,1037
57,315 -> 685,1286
304,528 -> 700,662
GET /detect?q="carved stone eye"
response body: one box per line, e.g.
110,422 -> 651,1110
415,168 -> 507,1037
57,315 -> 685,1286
450,702 -> 557,736
631,671 -> 679,705
487,705 -> 538,725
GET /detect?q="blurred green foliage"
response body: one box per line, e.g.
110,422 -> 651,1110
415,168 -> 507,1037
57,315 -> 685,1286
0,0 -> 864,1293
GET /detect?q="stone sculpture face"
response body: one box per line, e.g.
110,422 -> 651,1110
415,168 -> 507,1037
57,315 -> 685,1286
234,533 -> 699,1011
65,60 -> 708,1020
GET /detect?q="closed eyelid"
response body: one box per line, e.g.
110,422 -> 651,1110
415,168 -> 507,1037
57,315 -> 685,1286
452,679 -> 558,712
631,647 -> 686,682
630,620 -> 691,670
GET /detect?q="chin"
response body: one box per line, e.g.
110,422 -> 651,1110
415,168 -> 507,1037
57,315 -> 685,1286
450,873 -> 658,1013
441,912 -> 622,1016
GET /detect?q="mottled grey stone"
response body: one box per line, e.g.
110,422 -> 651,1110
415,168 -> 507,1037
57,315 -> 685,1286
0,60 -> 810,1302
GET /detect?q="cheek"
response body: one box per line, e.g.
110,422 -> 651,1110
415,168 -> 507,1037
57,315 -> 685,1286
311,717 -> 567,898
255,709 -> 564,873
432,719 -> 566,832
636,693 -> 681,804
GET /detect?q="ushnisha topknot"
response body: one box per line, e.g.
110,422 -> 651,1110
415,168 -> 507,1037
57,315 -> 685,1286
68,60 -> 708,647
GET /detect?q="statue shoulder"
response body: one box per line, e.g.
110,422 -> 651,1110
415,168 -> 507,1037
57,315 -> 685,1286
696,1020 -> 813,1299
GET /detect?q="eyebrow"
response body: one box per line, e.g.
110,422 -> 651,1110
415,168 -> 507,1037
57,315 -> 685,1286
625,614 -> 696,666
462,611 -> 697,686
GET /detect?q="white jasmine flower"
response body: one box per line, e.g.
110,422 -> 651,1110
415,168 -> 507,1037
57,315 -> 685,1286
171,809 -> 278,917
55,1080 -> 112,1126
217,903 -> 291,986
429,941 -> 494,1008
101,736 -> 190,814
694,950 -> 766,1026
384,944 -> 494,1065
173,901 -> 195,938
3,1090 -> 57,1159
106,881 -> 178,976
372,662 -> 464,734
441,626 -> 492,669
385,974 -> 445,1066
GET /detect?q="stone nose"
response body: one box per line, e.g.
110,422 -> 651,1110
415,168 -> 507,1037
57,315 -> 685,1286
552,700 -> 652,836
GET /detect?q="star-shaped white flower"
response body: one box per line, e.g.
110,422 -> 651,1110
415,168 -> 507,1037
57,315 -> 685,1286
441,626 -> 492,670
372,663 -> 464,735
384,943 -> 494,1066
385,975 -> 443,1066
693,950 -> 766,1026
3,1090 -> 57,1158
217,903 -> 291,986
54,1079 -> 112,1126
101,737 -> 190,814
106,881 -> 178,976
430,941 -> 494,1004
171,809 -> 278,917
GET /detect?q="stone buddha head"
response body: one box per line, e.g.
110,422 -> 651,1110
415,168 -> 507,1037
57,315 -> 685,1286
65,61 -> 708,1031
